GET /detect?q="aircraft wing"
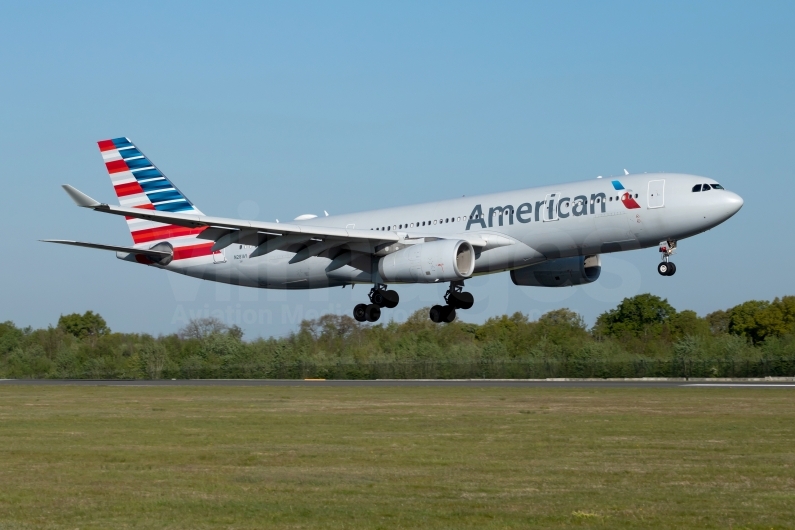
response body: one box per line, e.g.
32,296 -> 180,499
60,185 -> 505,256
61,185 -> 401,255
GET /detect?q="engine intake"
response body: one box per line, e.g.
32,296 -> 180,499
378,239 -> 475,283
510,255 -> 601,287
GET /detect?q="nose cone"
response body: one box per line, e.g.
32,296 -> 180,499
723,191 -> 744,217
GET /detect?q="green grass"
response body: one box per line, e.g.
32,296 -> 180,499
1,385 -> 794,529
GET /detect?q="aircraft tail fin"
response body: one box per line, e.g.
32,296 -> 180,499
97,137 -> 207,247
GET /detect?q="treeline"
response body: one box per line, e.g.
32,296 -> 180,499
2,294 -> 795,379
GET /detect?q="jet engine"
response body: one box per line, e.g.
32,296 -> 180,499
510,255 -> 601,287
378,239 -> 475,283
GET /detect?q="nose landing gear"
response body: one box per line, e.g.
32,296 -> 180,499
430,281 -> 475,323
658,240 -> 677,276
353,284 -> 399,323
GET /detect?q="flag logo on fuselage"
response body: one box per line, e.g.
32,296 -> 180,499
612,180 -> 640,209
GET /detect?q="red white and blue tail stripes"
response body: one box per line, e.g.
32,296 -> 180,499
98,137 -> 215,261
99,137 -> 202,215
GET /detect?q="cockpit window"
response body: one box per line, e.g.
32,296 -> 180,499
711,184 -> 724,190
702,183 -> 711,191
692,184 -> 702,192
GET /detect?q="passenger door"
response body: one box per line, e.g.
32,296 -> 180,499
648,180 -> 665,209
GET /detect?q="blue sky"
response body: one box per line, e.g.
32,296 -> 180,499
1,1 -> 793,337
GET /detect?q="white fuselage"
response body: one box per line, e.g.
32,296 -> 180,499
158,173 -> 742,289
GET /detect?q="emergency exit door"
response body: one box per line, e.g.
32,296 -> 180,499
542,192 -> 561,221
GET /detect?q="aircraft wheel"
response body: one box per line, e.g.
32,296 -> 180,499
381,290 -> 400,308
657,262 -> 670,276
353,303 -> 367,322
666,262 -> 677,276
442,306 -> 457,323
429,305 -> 444,323
365,304 -> 381,322
372,291 -> 386,307
448,291 -> 474,310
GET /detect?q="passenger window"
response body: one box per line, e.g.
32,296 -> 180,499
433,220 -> 437,225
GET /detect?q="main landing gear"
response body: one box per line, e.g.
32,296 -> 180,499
658,240 -> 677,276
430,281 -> 475,324
353,284 -> 399,323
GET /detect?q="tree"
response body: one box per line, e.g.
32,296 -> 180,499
538,308 -> 585,330
706,309 -> 730,335
57,311 -> 109,339
727,297 -> 795,344
668,310 -> 710,339
593,294 -> 676,339
179,317 -> 234,340
140,341 -> 169,379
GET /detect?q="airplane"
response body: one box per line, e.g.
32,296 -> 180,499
44,137 -> 744,324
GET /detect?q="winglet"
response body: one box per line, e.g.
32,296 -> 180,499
62,185 -> 101,208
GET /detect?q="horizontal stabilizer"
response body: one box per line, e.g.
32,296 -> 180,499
62,185 -> 102,208
71,199 -> 402,245
40,239 -> 171,259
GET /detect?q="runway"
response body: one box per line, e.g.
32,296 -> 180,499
1,379 -> 794,388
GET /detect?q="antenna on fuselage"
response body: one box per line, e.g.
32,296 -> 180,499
624,169 -> 629,175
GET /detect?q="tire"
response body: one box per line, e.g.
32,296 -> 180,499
442,306 -> 457,323
372,291 -> 385,307
657,262 -> 670,276
666,262 -> 677,276
429,305 -> 444,323
353,303 -> 367,322
365,304 -> 381,322
448,291 -> 474,310
381,290 -> 399,308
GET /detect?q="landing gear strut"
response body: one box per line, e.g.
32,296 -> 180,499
430,281 -> 475,323
658,240 -> 677,276
353,284 -> 399,323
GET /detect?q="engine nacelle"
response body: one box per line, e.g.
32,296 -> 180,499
378,239 -> 475,283
510,255 -> 601,287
